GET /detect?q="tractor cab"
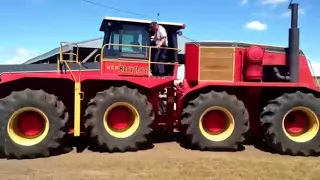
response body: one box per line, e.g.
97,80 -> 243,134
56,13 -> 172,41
99,17 -> 185,76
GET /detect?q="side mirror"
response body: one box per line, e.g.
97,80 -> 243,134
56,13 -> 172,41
177,31 -> 183,36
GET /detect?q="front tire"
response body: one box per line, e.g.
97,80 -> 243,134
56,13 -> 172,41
85,86 -> 155,152
0,89 -> 69,159
261,91 -> 320,156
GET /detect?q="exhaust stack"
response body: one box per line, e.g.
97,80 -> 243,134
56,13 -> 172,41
288,3 -> 300,82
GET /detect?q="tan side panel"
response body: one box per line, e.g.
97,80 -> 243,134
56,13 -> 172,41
199,47 -> 235,81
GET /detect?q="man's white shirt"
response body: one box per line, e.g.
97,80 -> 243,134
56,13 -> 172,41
155,25 -> 168,47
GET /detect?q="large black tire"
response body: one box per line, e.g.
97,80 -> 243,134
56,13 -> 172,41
181,91 -> 249,151
0,89 -> 69,159
260,91 -> 320,156
84,86 -> 155,152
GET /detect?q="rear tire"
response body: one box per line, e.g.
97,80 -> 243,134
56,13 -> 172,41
181,91 -> 249,151
85,86 -> 155,152
261,91 -> 320,156
0,89 -> 69,159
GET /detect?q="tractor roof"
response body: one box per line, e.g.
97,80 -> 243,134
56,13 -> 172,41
99,16 -> 185,31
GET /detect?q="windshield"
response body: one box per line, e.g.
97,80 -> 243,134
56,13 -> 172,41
103,24 -> 149,59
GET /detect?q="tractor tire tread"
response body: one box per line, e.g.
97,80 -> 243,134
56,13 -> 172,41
85,86 -> 155,152
260,91 -> 320,156
181,90 -> 249,151
0,88 -> 68,159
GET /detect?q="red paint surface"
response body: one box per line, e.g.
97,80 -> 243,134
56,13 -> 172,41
246,45 -> 264,62
245,64 -> 263,81
184,43 -> 199,81
298,56 -> 317,88
17,112 -> 44,136
202,110 -> 227,133
102,60 -> 149,76
166,87 -> 175,116
243,46 -> 264,81
262,52 -> 286,65
0,71 -> 176,90
284,111 -> 308,134
242,88 -> 262,136
106,106 -> 132,131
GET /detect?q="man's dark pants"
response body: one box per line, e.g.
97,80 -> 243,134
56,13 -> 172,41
151,45 -> 168,76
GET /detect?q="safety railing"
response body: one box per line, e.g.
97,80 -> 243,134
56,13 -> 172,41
100,43 -> 181,76
94,54 -> 100,62
307,58 -> 320,89
58,42 -> 82,82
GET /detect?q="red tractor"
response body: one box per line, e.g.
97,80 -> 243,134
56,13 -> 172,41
0,2 -> 318,159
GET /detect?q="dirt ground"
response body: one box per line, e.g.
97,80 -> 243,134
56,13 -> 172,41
0,142 -> 319,180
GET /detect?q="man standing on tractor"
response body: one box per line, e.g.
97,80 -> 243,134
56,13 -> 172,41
150,21 -> 168,76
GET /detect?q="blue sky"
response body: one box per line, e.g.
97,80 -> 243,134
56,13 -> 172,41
0,0 -> 319,72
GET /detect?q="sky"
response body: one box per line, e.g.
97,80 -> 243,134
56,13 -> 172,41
1,0 -> 320,75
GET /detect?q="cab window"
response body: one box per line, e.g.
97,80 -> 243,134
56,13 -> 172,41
105,25 -> 149,59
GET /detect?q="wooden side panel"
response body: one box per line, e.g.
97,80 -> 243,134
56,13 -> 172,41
199,47 -> 235,81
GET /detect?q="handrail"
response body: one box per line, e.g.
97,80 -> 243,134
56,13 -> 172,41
100,43 -> 181,76
59,42 -> 80,63
58,42 -> 82,82
62,61 -> 77,80
94,54 -> 101,62
60,60 -> 82,82
101,43 -> 181,55
58,42 -> 83,138
103,58 -> 178,65
307,58 -> 320,89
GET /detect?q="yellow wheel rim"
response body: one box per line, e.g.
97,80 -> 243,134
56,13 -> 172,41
103,102 -> 140,138
282,106 -> 319,143
199,106 -> 235,142
7,107 -> 49,146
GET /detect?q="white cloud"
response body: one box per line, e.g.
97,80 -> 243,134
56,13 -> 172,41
260,0 -> 288,5
2,48 -> 38,64
298,8 -> 306,14
240,0 -> 248,5
245,21 -> 267,31
281,8 -> 305,17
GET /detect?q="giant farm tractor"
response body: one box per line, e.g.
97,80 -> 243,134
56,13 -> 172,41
0,3 -> 319,159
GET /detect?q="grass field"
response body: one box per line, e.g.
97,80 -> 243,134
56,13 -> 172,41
0,142 -> 319,180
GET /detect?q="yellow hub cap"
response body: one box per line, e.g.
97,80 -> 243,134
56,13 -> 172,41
7,107 -> 49,146
199,106 -> 235,142
282,106 -> 319,143
103,102 -> 140,138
